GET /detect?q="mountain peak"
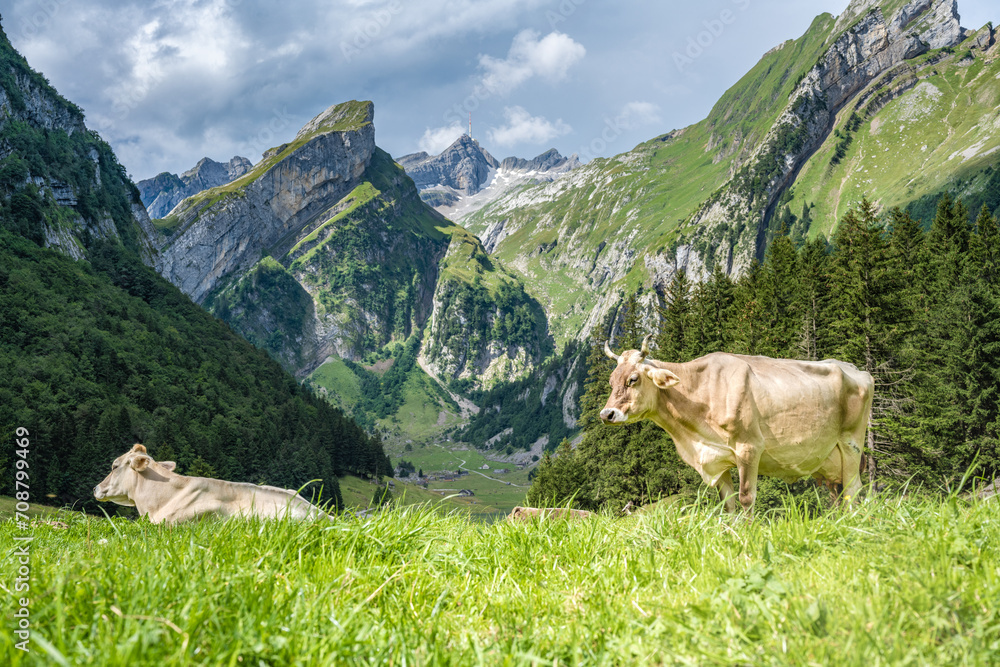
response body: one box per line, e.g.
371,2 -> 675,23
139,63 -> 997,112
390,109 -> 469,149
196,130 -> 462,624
396,134 -> 499,195
499,148 -> 579,173
295,100 -> 374,141
138,156 -> 253,219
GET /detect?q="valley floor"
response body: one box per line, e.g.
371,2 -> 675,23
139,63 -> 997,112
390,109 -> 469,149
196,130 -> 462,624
2,491 -> 998,665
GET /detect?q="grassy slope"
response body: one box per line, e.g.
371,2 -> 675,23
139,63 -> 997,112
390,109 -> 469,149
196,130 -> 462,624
790,40 -> 1000,235
2,492 -> 998,665
308,359 -> 461,445
462,15 -> 837,345
384,442 -> 533,512
309,361 -> 535,515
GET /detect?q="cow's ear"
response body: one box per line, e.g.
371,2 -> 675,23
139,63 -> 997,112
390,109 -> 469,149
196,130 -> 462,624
130,454 -> 152,472
159,461 -> 177,472
645,367 -> 680,389
131,443 -> 147,453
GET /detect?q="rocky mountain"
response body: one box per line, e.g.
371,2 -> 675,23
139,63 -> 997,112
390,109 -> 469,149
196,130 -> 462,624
398,135 -> 580,221
0,21 -> 392,511
153,101 -> 551,398
498,148 -> 578,173
0,27 -> 157,263
463,0 -> 998,346
137,156 -> 253,219
397,134 -> 498,197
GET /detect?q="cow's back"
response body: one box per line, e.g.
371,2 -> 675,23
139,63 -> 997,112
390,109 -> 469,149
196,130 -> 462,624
187,478 -> 325,520
688,354 -> 868,480
727,354 -> 868,429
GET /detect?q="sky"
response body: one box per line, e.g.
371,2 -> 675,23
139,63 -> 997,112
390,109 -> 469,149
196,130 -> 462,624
3,0 -> 995,182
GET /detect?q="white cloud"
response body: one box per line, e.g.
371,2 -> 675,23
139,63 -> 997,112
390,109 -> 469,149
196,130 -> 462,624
418,122 -> 466,154
479,30 -> 585,95
617,101 -> 662,130
488,106 -> 571,147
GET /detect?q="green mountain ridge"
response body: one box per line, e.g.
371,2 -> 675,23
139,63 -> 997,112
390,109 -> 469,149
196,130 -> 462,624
465,0 -> 999,349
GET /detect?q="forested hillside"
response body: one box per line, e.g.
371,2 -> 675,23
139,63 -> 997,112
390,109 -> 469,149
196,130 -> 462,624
0,233 -> 392,510
529,197 -> 1000,509
0,22 -> 391,512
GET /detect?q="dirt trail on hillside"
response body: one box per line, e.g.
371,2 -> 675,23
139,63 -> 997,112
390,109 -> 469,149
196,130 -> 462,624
432,444 -> 529,488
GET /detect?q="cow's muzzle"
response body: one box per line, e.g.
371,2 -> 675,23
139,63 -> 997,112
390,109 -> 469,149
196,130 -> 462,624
600,408 -> 626,424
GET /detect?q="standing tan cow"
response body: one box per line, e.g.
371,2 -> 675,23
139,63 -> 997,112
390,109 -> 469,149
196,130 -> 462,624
600,336 -> 873,513
94,444 -> 329,524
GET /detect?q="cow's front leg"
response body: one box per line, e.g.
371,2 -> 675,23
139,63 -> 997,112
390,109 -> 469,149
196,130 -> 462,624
736,452 -> 761,516
717,469 -> 737,513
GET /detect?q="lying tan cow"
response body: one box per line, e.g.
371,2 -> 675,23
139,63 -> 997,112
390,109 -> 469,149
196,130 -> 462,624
600,336 -> 873,514
94,444 -> 328,524
507,506 -> 593,522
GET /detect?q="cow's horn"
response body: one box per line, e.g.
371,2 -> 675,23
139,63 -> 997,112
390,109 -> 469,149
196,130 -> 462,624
604,340 -> 622,363
638,334 -> 653,361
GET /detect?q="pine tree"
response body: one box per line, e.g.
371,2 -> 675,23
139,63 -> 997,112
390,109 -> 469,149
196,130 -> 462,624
524,439 -> 594,509
759,224 -> 800,357
957,206 -> 1000,478
903,195 -> 976,481
657,270 -> 693,361
577,310 -> 620,435
694,261 -> 736,354
827,198 -> 909,481
795,237 -> 830,360
731,260 -> 766,355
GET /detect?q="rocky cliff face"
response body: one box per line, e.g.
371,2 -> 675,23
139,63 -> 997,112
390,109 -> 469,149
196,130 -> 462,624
675,0 -> 964,279
402,141 -> 581,223
0,27 -> 157,263
462,0 -> 984,348
153,100 -> 549,389
498,148 -> 580,174
156,101 -> 377,303
138,156 -> 252,219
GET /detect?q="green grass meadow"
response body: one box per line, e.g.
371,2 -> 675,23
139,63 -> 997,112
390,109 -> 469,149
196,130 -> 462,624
2,490 -> 998,665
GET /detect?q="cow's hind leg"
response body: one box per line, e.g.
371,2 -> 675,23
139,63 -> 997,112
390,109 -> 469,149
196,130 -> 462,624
736,453 -> 761,517
838,437 -> 863,505
717,469 -> 737,513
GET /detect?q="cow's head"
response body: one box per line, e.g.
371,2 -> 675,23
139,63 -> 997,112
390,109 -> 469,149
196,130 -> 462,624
94,444 -> 176,506
599,334 -> 680,424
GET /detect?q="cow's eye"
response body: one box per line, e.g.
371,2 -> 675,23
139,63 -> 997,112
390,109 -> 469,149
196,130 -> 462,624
627,375 -> 639,387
